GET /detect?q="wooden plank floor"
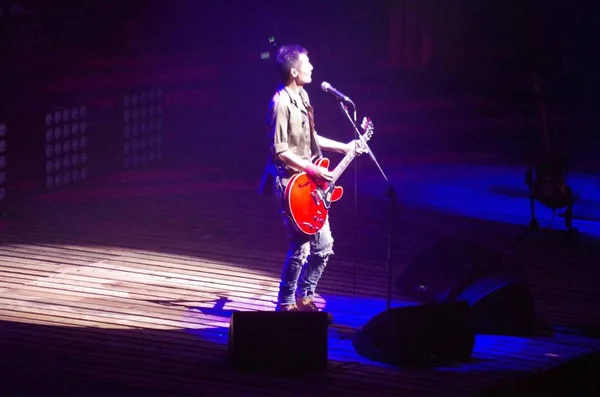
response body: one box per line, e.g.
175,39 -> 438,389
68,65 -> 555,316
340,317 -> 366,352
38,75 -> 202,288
1,163 -> 600,396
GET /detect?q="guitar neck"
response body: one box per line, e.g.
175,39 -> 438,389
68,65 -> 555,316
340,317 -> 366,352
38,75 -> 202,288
533,73 -> 553,155
331,146 -> 359,184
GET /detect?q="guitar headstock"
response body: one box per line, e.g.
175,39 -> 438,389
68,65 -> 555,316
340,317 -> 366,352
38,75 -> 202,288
360,117 -> 374,141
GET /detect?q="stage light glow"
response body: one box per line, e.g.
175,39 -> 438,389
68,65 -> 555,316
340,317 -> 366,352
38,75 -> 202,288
0,243 -> 281,330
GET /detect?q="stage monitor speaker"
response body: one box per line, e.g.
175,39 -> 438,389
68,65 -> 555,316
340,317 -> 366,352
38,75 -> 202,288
228,311 -> 329,374
396,238 -> 536,336
352,300 -> 474,367
396,238 -> 504,303
456,274 -> 536,336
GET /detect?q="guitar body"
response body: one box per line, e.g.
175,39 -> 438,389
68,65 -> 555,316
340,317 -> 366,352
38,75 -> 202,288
284,158 -> 343,235
282,116 -> 374,235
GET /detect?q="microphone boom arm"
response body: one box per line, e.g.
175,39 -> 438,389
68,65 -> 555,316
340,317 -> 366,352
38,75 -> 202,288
335,97 -> 399,313
338,101 -> 388,183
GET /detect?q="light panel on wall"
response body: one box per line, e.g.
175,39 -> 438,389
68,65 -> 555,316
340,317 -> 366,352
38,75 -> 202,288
0,123 -> 7,203
44,105 -> 89,189
122,88 -> 164,169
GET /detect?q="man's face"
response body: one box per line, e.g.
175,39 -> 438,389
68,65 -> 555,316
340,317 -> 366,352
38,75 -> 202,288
291,53 -> 313,85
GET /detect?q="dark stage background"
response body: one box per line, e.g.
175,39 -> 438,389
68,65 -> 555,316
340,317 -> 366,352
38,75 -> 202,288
1,0 -> 599,206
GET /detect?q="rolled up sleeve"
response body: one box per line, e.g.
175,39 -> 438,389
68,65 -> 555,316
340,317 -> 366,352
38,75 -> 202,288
269,97 -> 289,155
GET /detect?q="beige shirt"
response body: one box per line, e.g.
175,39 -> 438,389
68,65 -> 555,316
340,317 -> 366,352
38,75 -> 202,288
267,86 -> 322,177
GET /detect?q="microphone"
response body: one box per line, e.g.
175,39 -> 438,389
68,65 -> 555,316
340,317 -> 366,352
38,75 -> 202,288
321,82 -> 353,104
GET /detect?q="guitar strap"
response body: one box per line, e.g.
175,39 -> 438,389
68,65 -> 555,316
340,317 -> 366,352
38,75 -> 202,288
298,89 -> 324,162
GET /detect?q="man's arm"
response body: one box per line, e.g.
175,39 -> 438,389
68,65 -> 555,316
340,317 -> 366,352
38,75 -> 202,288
277,151 -> 334,182
316,135 -> 349,154
277,151 -> 314,173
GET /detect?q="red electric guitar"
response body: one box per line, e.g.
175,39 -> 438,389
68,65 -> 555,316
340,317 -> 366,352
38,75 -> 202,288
284,117 -> 374,235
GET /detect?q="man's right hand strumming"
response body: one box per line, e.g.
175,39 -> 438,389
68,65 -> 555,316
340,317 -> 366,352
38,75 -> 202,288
277,150 -> 334,182
310,165 -> 334,182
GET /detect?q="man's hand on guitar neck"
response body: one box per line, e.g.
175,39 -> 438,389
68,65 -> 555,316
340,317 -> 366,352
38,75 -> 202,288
306,163 -> 334,182
344,139 -> 369,155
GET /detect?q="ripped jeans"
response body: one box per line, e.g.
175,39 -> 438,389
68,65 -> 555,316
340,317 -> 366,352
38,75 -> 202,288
275,176 -> 335,306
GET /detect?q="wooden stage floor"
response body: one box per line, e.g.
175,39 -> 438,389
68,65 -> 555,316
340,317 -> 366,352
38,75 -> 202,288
1,162 -> 600,396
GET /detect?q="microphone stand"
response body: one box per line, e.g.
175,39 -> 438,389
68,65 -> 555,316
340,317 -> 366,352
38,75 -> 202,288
337,100 -> 399,311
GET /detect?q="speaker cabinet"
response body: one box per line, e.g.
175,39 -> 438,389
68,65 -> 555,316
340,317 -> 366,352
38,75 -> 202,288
396,238 -> 536,336
397,238 -> 503,302
456,275 -> 536,335
228,311 -> 329,374
352,301 -> 475,366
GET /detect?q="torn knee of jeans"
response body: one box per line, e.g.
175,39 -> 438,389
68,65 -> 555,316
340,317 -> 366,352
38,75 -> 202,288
291,244 -> 311,263
314,244 -> 334,258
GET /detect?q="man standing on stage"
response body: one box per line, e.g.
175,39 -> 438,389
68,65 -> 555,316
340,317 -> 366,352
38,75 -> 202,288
264,44 -> 363,318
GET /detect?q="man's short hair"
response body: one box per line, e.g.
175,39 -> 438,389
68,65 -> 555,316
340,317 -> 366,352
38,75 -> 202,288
276,45 -> 308,83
